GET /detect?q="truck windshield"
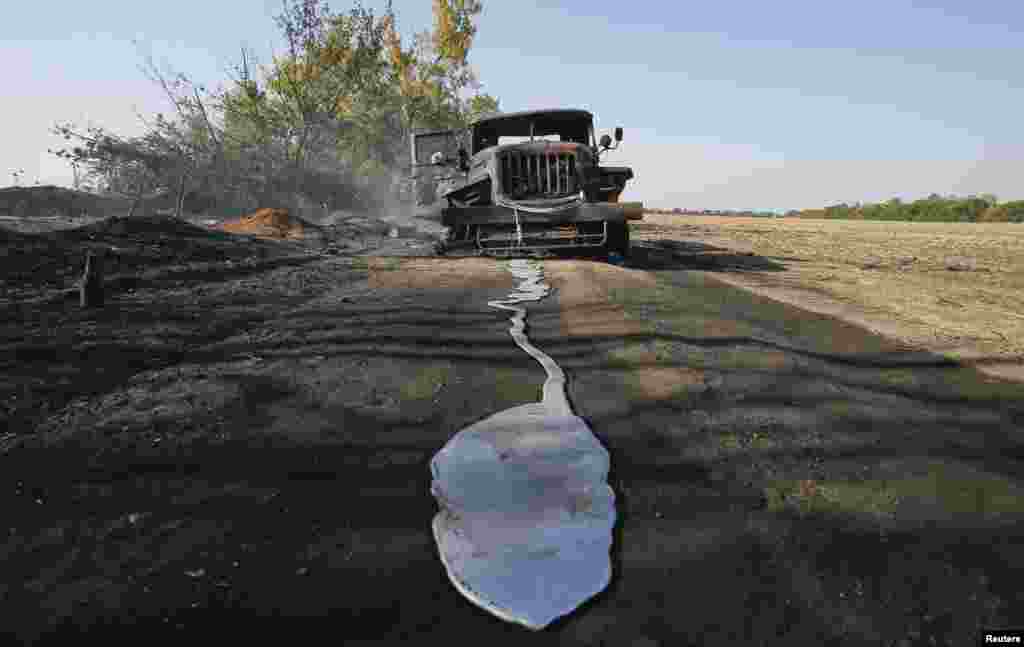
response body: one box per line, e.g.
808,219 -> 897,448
473,117 -> 591,152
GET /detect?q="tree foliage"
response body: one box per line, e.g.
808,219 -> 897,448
48,0 -> 499,218
798,194 -> 1024,223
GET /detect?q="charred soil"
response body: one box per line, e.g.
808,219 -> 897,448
1,213 -> 1022,646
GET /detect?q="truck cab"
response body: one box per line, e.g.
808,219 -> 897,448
411,109 -> 641,257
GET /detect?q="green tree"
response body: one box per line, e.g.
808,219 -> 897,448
467,93 -> 500,122
1002,200 -> 1024,223
50,123 -> 186,217
50,0 -> 500,218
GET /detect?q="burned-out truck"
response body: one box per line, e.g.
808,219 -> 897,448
411,109 -> 643,257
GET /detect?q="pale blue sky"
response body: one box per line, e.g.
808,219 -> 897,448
4,0 -> 1022,210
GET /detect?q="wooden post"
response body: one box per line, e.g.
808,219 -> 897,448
174,173 -> 187,219
80,251 -> 104,308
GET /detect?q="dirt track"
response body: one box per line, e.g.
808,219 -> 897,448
2,219 -> 1023,646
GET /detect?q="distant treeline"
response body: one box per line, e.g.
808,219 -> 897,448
792,194 -> 1024,223
646,208 -> 780,218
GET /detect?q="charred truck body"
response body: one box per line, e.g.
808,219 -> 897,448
411,109 -> 643,257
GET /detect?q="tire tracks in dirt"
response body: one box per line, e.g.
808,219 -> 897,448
4,246 -> 1024,646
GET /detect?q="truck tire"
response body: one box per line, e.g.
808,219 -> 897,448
606,221 -> 629,257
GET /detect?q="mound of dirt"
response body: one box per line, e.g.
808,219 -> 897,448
74,214 -> 223,239
220,208 -> 320,240
0,211 -> 301,301
0,184 -> 131,218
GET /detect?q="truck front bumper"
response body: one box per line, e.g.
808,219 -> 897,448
441,201 -> 643,227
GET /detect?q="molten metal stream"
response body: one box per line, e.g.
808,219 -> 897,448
485,260 -> 572,416
429,259 -> 617,630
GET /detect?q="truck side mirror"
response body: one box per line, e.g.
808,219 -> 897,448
614,127 -> 623,142
599,134 -> 612,150
458,147 -> 469,172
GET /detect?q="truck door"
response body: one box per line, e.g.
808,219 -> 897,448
411,129 -> 461,206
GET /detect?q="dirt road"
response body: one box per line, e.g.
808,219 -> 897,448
2,223 -> 1023,646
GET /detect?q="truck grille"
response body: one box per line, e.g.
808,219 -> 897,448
500,151 -> 577,199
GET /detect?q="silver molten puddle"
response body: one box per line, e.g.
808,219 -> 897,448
430,259 -> 617,630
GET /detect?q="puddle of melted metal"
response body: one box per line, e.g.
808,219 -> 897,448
430,259 -> 617,630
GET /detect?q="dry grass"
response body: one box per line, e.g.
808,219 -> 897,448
543,260 -> 705,400
764,459 -> 1024,521
636,214 -> 1024,368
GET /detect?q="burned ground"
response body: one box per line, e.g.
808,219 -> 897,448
1,214 -> 1022,646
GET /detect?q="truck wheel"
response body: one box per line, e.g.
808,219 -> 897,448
606,221 -> 629,257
